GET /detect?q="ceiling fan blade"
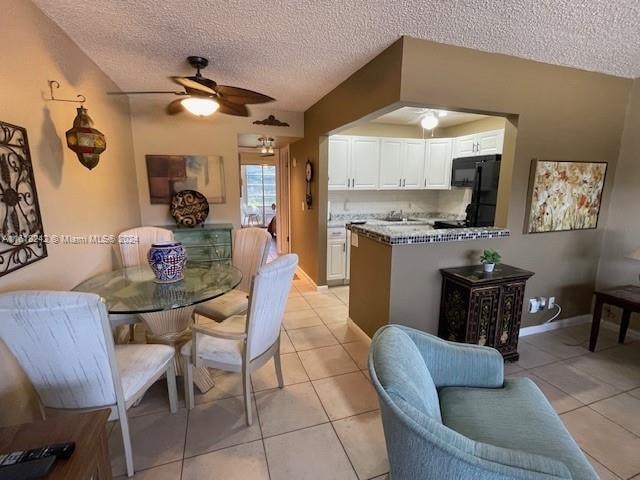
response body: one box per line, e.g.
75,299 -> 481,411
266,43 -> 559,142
107,91 -> 186,95
216,97 -> 249,117
166,99 -> 184,115
170,76 -> 217,95
215,85 -> 275,104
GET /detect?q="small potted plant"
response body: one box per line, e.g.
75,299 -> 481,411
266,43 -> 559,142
480,248 -> 501,273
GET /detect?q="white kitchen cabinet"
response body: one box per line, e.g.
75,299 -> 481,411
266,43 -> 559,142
425,138 -> 453,189
328,136 -> 350,190
379,139 -> 404,189
379,138 -> 425,189
403,140 -> 426,189
453,134 -> 476,158
476,130 -> 504,155
453,130 -> 504,157
327,227 -> 347,281
350,137 -> 380,189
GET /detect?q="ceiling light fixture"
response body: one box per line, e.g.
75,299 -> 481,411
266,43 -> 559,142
420,111 -> 439,130
180,97 -> 219,116
258,136 -> 275,155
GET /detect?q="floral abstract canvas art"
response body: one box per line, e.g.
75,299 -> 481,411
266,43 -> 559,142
527,160 -> 607,233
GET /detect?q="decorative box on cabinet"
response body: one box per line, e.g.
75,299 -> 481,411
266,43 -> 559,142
438,264 -> 534,361
162,224 -> 233,264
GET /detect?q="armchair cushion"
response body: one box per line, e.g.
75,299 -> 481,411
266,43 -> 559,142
440,377 -> 597,480
370,325 -> 442,422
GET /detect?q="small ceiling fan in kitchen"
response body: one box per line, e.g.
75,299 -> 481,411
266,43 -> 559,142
107,56 -> 275,117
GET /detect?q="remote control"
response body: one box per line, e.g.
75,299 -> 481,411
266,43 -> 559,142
0,442 -> 75,479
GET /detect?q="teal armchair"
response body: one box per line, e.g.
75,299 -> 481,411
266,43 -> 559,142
369,325 -> 597,480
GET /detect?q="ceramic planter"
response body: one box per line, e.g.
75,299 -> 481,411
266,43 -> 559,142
147,241 -> 187,283
483,263 -> 495,273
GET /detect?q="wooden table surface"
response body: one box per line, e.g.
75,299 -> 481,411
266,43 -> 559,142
0,409 -> 112,480
590,285 -> 640,352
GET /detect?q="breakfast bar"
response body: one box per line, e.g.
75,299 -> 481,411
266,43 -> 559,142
346,222 -> 510,337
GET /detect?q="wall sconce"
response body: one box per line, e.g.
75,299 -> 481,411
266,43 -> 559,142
47,80 -> 106,170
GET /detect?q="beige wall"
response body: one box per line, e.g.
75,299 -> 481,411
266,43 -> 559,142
340,122 -> 424,138
293,36 -> 632,331
290,39 -> 404,281
597,78 -> 640,324
440,116 -> 507,137
0,0 -> 141,425
129,100 -> 302,228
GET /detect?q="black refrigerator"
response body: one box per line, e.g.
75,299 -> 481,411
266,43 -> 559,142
452,154 -> 501,227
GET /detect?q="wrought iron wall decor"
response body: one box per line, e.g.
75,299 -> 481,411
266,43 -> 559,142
0,121 -> 47,276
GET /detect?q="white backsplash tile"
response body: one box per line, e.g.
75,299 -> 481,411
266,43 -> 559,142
328,188 -> 471,218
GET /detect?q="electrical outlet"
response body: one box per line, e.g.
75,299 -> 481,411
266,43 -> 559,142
301,201 -> 305,211
529,298 -> 540,314
548,296 -> 556,309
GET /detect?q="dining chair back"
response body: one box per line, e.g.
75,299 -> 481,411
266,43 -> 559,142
183,254 -> 298,425
119,226 -> 174,267
233,227 -> 272,293
245,253 -> 298,360
0,291 -> 117,409
0,291 -> 178,478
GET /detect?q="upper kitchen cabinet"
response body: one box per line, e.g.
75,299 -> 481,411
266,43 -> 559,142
424,138 -> 453,189
453,129 -> 504,157
350,137 -> 380,189
379,138 -> 425,189
328,136 -> 380,190
328,136 -> 351,190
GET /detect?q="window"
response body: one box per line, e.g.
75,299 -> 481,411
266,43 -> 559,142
242,164 -> 276,226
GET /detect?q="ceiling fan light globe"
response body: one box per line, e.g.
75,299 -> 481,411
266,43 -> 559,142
180,97 -> 219,116
420,113 -> 439,130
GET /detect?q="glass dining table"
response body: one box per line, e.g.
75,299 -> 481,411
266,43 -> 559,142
74,262 -> 242,393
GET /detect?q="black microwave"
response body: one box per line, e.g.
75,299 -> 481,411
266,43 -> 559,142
451,155 -> 501,188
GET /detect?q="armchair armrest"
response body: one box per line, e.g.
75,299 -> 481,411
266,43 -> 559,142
393,325 -> 504,388
475,442 -> 572,479
191,323 -> 247,340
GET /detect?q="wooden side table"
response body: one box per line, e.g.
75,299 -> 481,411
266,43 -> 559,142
589,285 -> 640,351
0,409 -> 112,479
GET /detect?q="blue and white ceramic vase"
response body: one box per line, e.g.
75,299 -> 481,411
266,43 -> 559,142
147,241 -> 187,283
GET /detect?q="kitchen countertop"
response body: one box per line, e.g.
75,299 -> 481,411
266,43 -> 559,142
327,212 -> 459,228
346,222 -> 510,246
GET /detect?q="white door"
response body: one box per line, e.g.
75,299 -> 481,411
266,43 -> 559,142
477,130 -> 504,155
403,140 -> 426,189
379,138 -> 403,189
326,239 -> 346,280
350,137 -> 380,190
425,138 -> 453,189
454,134 -> 476,158
328,136 -> 350,190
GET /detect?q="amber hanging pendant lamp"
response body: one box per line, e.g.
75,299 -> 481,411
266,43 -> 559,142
46,80 -> 106,170
65,106 -> 107,170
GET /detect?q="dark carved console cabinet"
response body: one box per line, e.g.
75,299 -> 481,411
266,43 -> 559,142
439,264 -> 534,361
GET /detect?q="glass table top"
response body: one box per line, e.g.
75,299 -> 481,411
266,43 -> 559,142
73,262 -> 242,314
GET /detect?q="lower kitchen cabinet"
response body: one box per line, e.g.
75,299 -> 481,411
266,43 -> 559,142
327,227 -> 347,281
438,264 -> 534,360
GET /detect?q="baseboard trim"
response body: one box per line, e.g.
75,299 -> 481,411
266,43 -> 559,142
519,315 -> 591,336
519,314 -> 640,340
295,266 -> 328,292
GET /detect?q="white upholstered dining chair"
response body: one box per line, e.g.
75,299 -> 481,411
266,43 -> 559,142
193,227 -> 271,322
182,254 -> 298,425
115,227 -> 175,340
0,291 -> 178,478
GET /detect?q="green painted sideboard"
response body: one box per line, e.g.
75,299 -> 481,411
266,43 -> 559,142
161,224 -> 233,264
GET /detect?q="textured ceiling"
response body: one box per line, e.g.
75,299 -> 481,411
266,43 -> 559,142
34,0 -> 640,112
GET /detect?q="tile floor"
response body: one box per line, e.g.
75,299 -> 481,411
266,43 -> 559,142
109,281 -> 640,480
